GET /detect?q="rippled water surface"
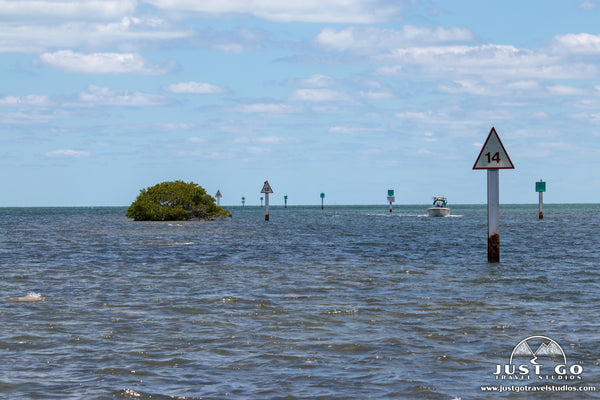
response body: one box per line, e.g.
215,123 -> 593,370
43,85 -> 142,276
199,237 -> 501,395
1,204 -> 599,399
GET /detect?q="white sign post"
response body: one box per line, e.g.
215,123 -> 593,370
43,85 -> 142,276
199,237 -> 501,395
261,180 -> 274,221
473,127 -> 514,262
215,190 -> 222,206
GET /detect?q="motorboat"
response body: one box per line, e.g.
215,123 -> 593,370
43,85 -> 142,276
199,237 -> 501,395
427,196 -> 450,217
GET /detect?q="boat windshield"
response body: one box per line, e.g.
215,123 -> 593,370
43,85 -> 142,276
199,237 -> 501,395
432,198 -> 447,208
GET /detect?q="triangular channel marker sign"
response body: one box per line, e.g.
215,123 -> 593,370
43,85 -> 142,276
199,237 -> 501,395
261,180 -> 274,194
473,127 -> 515,170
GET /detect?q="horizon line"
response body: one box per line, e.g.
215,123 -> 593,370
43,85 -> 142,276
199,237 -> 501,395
0,202 -> 596,208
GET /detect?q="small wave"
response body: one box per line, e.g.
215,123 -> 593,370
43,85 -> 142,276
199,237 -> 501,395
323,309 -> 359,315
7,292 -> 45,302
221,296 -> 240,303
121,388 -> 141,398
116,388 -> 199,399
136,241 -> 195,246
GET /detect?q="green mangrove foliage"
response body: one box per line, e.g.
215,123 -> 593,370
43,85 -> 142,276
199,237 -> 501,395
126,180 -> 231,221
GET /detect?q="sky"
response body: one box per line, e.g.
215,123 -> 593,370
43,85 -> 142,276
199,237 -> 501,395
2,0 -> 600,206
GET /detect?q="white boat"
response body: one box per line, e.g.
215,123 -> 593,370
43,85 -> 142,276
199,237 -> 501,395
427,196 -> 450,217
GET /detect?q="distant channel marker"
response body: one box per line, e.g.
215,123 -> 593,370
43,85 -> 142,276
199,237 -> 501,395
473,127 -> 515,263
387,189 -> 395,213
536,180 -> 546,220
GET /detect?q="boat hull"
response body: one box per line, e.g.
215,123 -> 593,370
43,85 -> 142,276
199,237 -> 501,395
427,207 -> 450,217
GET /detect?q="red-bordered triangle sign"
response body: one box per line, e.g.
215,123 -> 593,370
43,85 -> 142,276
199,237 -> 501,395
473,127 -> 515,170
261,180 -> 274,193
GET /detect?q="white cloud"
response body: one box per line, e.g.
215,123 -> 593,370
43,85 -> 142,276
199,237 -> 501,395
507,80 -> 541,91
235,103 -> 300,114
290,88 -> 350,102
157,122 -> 195,131
39,50 -> 173,74
232,135 -> 296,150
329,125 -> 384,134
78,85 -> 168,106
439,80 -> 492,95
212,43 -> 245,53
385,44 -> 522,68
547,85 -> 587,96
1,110 -> 59,124
579,0 -> 596,10
145,0 -> 399,23
441,78 -> 581,99
0,0 -> 136,19
552,33 -> 600,55
46,149 -> 90,158
395,111 -> 433,120
316,26 -> 474,52
167,81 -> 225,94
298,74 -> 335,88
376,44 -> 599,80
313,27 -> 600,82
246,146 -> 270,155
215,28 -> 268,53
395,109 -> 509,131
0,95 -> 52,106
422,132 -> 437,142
257,136 -> 286,144
359,90 -> 393,99
590,112 -> 600,123
531,111 -> 549,119
188,28 -> 270,54
0,17 -> 193,54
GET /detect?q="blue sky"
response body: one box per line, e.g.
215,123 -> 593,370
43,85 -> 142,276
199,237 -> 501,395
2,0 -> 600,206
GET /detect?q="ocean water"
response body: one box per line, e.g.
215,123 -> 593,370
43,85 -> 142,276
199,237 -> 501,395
1,204 -> 599,399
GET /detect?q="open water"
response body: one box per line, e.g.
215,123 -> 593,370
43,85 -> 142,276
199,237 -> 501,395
1,204 -> 599,399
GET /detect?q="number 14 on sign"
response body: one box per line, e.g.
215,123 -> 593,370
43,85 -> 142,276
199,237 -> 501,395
485,151 -> 501,164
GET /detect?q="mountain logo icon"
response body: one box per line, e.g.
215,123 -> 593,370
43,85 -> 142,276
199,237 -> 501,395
509,335 -> 567,365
